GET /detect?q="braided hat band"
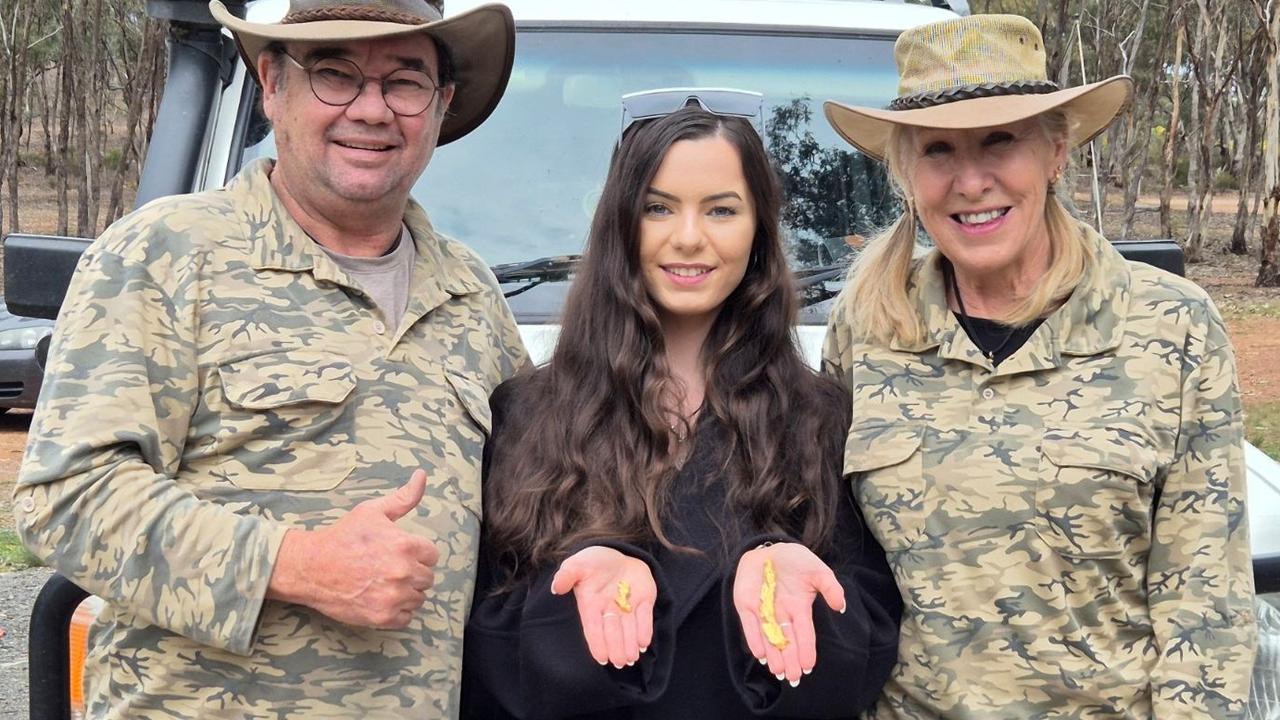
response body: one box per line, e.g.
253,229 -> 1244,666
282,6 -> 431,26
887,79 -> 1060,112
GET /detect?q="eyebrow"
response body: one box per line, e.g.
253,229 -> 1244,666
301,46 -> 349,63
646,188 -> 744,203
392,56 -> 427,72
301,46 -> 428,72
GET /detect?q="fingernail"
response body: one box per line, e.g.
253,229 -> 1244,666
839,604 -> 848,614
626,661 -> 635,667
640,646 -> 649,654
598,659 -> 608,666
789,679 -> 800,688
803,667 -> 812,676
775,673 -> 785,681
759,657 -> 768,666
614,663 -> 624,669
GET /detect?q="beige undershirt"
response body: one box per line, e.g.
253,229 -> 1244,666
318,225 -> 416,331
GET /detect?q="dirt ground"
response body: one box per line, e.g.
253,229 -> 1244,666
0,412 -> 31,534
1188,249 -> 1280,406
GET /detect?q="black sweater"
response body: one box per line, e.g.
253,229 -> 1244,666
461,378 -> 902,719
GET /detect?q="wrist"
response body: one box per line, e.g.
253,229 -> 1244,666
741,534 -> 794,556
266,529 -> 314,604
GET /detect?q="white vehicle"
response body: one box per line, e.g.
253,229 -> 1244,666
12,0 -> 1280,716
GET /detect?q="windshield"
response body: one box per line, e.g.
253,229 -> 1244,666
241,29 -> 903,322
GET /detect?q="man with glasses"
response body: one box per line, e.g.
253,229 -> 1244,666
13,1 -> 526,717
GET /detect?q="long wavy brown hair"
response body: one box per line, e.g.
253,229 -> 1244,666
483,108 -> 849,578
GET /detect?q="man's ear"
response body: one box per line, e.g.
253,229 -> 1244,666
437,83 -> 457,116
257,51 -> 281,117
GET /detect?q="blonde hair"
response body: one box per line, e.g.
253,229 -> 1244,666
840,111 -> 1097,347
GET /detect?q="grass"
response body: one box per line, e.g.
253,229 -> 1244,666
0,529 -> 41,572
1247,401 -> 1280,462
1220,300 -> 1280,322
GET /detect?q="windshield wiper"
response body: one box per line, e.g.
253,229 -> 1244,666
491,255 -> 581,298
794,263 -> 847,308
491,255 -> 843,307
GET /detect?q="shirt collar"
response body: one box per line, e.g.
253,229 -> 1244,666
890,220 -> 1131,369
1051,221 -> 1132,357
231,158 -> 486,297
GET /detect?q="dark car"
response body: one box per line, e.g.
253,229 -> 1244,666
0,300 -> 53,410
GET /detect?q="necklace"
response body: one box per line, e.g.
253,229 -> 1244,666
668,398 -> 706,444
945,262 -> 1020,365
670,422 -> 688,444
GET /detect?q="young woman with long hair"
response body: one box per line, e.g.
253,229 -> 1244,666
461,102 -> 901,719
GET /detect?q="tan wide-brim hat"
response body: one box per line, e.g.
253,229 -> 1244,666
824,14 -> 1133,162
209,0 -> 515,145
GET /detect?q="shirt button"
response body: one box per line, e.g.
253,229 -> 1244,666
19,496 -> 35,513
373,321 -> 387,335
981,387 -> 995,401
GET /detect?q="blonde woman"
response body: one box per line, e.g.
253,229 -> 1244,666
821,14 -> 1256,719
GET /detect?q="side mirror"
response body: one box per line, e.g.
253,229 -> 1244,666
2,234 -> 92,320
1111,239 -> 1185,278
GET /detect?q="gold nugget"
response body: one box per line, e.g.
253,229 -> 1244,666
759,558 -> 789,650
614,580 -> 633,613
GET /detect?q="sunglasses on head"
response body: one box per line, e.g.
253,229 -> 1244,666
620,87 -> 765,137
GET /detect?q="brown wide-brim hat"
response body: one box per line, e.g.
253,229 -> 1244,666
824,14 -> 1133,162
209,0 -> 515,145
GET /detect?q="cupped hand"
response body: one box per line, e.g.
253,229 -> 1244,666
732,542 -> 846,686
551,546 -> 657,669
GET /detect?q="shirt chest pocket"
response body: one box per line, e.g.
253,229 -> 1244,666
843,421 -> 926,552
215,349 -> 357,492
1036,426 -> 1160,560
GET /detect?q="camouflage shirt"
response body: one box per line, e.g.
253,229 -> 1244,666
823,222 -> 1256,719
14,159 -> 528,719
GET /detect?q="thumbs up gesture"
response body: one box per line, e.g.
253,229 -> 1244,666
267,469 -> 441,629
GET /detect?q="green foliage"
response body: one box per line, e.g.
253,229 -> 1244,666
1214,169 -> 1239,191
104,148 -> 123,171
0,529 -> 42,572
1174,157 -> 1190,187
1247,402 -> 1280,463
1220,300 -> 1280,321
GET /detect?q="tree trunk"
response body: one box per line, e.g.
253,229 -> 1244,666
54,19 -> 72,237
1098,0 -> 1151,225
39,69 -> 54,176
107,20 -> 162,224
81,0 -> 104,235
1256,0 -> 1280,286
1119,2 -> 1166,241
1,1 -> 34,235
1185,29 -> 1206,261
1230,38 -> 1262,255
0,3 -> 11,237
70,3 -> 90,236
1184,0 -> 1235,262
1160,24 -> 1185,239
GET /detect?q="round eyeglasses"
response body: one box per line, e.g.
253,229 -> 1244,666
283,53 -> 441,117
